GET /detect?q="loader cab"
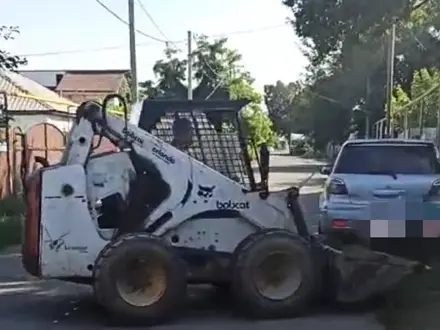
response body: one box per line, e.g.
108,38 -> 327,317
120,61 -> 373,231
132,99 -> 264,191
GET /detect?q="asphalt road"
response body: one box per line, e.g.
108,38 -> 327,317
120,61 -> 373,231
0,154 -> 384,330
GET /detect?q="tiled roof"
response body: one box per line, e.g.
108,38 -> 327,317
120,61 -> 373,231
56,72 -> 126,92
0,70 -> 76,112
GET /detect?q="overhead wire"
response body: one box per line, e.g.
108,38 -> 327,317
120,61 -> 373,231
18,23 -> 292,58
17,8 -> 303,100
94,0 -> 173,43
398,21 -> 427,51
136,0 -> 180,50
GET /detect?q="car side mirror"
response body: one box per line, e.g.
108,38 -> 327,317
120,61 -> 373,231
320,166 -> 331,175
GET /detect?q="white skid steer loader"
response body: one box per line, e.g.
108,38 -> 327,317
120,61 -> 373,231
18,94 -> 426,325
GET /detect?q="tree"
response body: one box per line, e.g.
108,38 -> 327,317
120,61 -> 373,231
264,81 -> 299,135
0,26 -> 27,70
391,67 -> 440,132
139,48 -> 187,99
279,0 -> 440,149
138,37 -> 276,147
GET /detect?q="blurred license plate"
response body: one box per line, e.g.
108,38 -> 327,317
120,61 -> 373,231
369,199 -> 406,238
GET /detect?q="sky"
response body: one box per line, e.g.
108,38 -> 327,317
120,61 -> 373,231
1,0 -> 308,92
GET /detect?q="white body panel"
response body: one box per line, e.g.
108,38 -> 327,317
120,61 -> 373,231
38,112 -> 297,278
40,165 -> 107,277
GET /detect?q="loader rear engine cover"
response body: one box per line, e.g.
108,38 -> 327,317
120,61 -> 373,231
20,95 -> 427,325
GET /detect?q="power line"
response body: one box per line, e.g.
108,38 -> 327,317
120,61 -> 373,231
207,23 -> 289,38
399,21 -> 427,51
19,23 -> 291,58
192,33 -> 223,80
136,0 -> 177,48
17,41 -> 158,57
94,0 -> 170,43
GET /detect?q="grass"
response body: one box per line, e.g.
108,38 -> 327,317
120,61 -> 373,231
0,196 -> 24,251
377,263 -> 440,330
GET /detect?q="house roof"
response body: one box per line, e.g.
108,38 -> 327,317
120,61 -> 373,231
56,71 -> 128,92
0,70 -> 77,112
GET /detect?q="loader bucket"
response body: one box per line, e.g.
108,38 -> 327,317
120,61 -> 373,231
327,244 -> 428,303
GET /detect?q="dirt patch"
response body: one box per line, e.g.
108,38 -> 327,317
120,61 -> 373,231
377,263 -> 440,329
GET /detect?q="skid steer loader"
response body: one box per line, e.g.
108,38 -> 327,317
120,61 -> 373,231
19,94 -> 425,325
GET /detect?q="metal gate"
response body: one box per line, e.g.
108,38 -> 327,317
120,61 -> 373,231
2,123 -> 66,196
25,123 -> 66,173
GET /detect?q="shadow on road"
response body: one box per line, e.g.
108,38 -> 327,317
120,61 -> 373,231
300,177 -> 327,187
270,164 -> 323,174
0,251 -> 381,329
0,281 -> 381,329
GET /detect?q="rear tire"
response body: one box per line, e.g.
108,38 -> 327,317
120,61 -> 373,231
232,230 -> 316,318
93,233 -> 187,325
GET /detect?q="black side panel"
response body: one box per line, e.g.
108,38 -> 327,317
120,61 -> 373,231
117,151 -> 171,234
147,209 -> 243,234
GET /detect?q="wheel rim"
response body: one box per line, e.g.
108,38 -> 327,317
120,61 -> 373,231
116,257 -> 167,307
253,251 -> 302,300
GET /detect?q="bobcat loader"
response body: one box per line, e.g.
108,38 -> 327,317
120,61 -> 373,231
17,94 -> 425,325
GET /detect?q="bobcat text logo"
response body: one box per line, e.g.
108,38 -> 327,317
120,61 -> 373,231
152,147 -> 175,164
122,127 -> 144,145
216,200 -> 250,210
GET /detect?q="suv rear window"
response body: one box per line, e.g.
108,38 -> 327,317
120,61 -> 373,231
334,144 -> 440,175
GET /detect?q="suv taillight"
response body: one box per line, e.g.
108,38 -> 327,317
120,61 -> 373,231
22,170 -> 42,277
428,179 -> 440,200
326,178 -> 348,195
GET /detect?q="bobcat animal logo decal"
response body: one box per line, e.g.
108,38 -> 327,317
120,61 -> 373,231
197,184 -> 215,201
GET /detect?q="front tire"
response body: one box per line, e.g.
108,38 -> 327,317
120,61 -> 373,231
232,230 -> 316,318
93,233 -> 187,325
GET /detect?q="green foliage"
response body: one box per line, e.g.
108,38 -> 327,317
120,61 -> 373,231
390,67 -> 440,131
139,48 -> 188,99
390,85 -> 411,130
278,0 -> 440,149
138,38 -> 275,147
0,196 -> 24,217
289,139 -> 307,156
264,81 -> 299,135
0,196 -> 24,251
0,26 -> 27,70
242,107 -> 276,146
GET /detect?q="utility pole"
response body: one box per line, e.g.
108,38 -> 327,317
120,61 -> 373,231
365,76 -> 371,139
187,31 -> 193,100
128,0 -> 138,102
418,99 -> 424,137
436,104 -> 440,148
385,23 -> 396,136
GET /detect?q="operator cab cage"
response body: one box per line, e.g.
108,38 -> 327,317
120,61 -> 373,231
130,99 -> 257,190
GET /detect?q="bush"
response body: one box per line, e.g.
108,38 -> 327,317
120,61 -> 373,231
290,139 -> 313,156
0,196 -> 25,217
0,215 -> 22,251
0,196 -> 24,251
